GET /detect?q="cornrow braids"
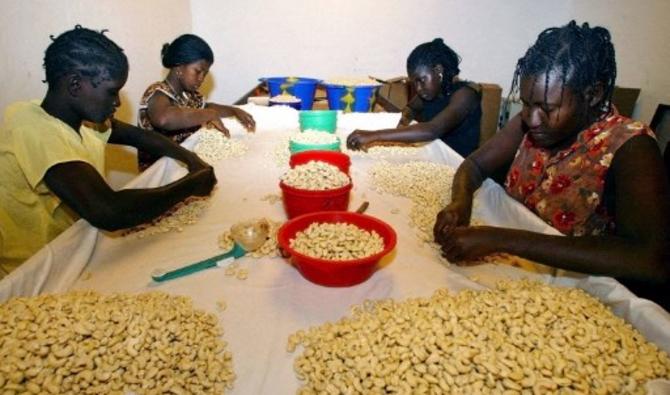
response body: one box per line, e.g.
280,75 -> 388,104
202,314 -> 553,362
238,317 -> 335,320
43,25 -> 128,87
506,20 -> 617,120
406,38 -> 461,91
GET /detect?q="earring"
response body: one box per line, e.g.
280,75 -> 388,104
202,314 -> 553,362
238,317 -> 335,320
439,73 -> 443,82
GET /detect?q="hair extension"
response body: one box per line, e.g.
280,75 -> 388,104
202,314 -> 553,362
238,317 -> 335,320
505,20 -> 617,120
43,25 -> 128,87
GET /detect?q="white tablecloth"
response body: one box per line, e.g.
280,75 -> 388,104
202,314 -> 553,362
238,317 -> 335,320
2,105 -> 669,394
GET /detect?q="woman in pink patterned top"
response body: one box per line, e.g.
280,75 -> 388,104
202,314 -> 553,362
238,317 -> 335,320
137,34 -> 255,170
434,21 -> 670,309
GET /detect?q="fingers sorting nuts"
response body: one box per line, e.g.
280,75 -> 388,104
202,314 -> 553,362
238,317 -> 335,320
369,161 -> 455,251
194,129 -> 249,164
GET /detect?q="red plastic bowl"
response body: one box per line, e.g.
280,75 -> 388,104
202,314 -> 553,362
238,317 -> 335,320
279,181 -> 352,219
277,211 -> 397,287
281,150 -> 353,219
289,150 -> 351,174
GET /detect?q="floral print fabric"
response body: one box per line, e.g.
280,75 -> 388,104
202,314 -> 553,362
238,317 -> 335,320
505,113 -> 654,236
137,81 -> 205,170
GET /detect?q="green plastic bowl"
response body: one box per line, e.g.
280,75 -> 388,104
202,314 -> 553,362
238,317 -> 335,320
289,135 -> 341,154
299,110 -> 337,133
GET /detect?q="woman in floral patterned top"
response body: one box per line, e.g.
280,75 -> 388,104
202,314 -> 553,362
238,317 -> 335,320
137,34 -> 255,170
434,21 -> 670,309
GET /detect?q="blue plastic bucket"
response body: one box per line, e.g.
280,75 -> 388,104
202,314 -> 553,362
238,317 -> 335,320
261,77 -> 320,110
324,84 -> 380,112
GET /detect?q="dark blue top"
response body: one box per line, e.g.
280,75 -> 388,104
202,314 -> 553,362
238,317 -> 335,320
412,81 -> 482,158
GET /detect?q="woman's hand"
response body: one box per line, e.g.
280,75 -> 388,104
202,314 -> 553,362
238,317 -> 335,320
203,109 -> 230,137
438,226 -> 499,263
231,107 -> 256,132
346,130 -> 378,151
433,199 -> 472,244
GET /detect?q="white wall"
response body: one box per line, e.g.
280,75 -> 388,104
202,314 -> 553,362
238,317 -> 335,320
191,0 -> 670,130
572,1 -> 670,150
0,0 -> 192,186
190,0 -> 567,103
1,1 -> 669,176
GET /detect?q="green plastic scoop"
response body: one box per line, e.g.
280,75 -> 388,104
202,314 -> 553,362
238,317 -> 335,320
151,219 -> 270,282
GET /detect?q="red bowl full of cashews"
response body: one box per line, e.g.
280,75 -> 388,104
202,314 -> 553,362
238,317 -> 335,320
277,211 -> 397,287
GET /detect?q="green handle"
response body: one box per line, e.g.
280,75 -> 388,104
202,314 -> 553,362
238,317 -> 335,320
152,243 -> 246,282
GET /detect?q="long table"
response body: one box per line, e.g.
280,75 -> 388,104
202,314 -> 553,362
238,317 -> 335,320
2,105 -> 669,393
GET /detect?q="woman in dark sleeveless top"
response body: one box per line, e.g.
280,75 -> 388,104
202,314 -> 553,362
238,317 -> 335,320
346,39 -> 482,158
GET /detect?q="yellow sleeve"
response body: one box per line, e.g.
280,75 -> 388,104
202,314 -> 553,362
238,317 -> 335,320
6,102 -> 109,189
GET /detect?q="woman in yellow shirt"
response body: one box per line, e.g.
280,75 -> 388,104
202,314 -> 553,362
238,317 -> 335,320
0,26 -> 216,274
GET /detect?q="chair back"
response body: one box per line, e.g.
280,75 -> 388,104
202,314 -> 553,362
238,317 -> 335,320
611,86 -> 641,118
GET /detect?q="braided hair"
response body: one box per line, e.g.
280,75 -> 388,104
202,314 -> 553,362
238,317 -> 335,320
161,34 -> 214,68
406,38 -> 461,91
508,20 -> 617,120
43,25 -> 128,87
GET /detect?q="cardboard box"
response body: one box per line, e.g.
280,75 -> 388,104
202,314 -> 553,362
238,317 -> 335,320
374,77 -> 410,112
478,83 -> 502,146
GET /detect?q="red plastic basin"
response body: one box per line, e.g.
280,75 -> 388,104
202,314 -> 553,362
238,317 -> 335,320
277,211 -> 397,287
279,181 -> 352,219
281,150 -> 353,218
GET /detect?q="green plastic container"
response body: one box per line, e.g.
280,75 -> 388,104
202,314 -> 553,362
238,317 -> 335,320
289,135 -> 341,154
299,110 -> 337,133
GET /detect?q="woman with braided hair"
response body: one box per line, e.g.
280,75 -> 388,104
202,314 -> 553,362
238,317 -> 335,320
346,38 -> 482,158
0,26 -> 216,275
434,21 -> 670,308
137,34 -> 255,170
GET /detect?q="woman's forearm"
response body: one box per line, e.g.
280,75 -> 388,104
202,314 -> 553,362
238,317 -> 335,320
369,122 -> 442,144
206,103 -> 237,117
487,227 -> 669,284
90,174 -> 205,230
152,107 -> 217,132
110,120 -> 204,168
451,158 -> 485,204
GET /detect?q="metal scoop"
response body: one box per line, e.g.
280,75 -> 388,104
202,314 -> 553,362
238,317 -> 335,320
151,219 -> 270,282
